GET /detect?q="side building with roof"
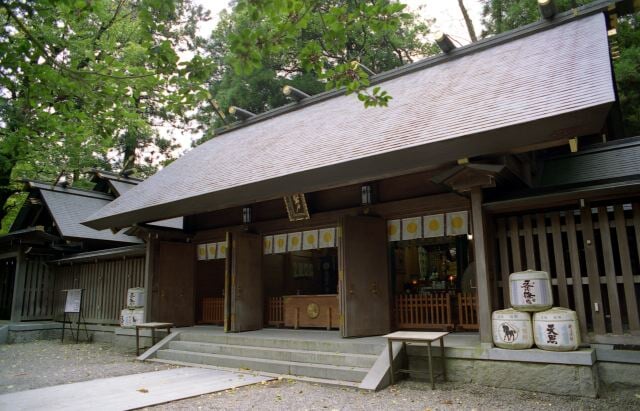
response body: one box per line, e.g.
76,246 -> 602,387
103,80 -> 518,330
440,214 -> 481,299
0,170 -> 182,324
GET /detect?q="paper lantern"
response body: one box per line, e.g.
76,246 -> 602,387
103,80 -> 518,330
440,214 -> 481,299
263,236 -> 273,255
197,244 -> 207,261
206,243 -> 217,260
216,241 -> 227,259
423,214 -> 445,238
288,232 -> 302,252
387,219 -> 401,242
273,234 -> 287,253
402,217 -> 422,240
447,211 -> 469,236
303,230 -> 319,250
318,228 -> 336,248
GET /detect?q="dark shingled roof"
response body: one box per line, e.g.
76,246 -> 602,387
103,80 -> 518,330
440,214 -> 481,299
29,183 -> 141,244
84,11 -> 616,230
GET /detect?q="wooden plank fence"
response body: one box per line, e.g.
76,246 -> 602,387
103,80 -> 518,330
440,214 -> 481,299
494,202 -> 640,342
52,257 -> 145,325
395,294 -> 453,330
20,257 -> 55,321
265,296 -> 284,327
457,293 -> 479,330
201,297 -> 224,324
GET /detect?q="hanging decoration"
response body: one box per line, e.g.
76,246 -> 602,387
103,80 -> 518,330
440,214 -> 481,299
197,244 -> 207,261
273,234 -> 288,253
387,219 -> 401,242
423,214 -> 445,238
318,227 -> 336,248
263,235 -> 273,255
447,211 -> 469,236
287,232 -> 302,252
402,216 -> 422,240
302,230 -> 319,250
206,243 -> 218,260
216,241 -> 227,259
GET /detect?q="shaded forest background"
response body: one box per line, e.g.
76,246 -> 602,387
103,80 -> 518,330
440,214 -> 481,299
0,0 -> 638,232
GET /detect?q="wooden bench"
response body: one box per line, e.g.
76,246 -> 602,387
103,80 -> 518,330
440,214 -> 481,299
135,322 -> 173,356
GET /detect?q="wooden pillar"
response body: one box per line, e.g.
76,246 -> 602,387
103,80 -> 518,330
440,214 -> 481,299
470,187 -> 493,344
142,239 -> 155,323
10,251 -> 26,322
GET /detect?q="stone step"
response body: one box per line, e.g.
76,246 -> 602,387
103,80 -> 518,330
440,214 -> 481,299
156,349 -> 370,383
147,358 -> 362,389
167,340 -> 378,368
177,332 -> 384,356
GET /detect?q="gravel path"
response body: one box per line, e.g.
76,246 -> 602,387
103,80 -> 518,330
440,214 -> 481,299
0,340 -> 172,394
1,340 -> 639,410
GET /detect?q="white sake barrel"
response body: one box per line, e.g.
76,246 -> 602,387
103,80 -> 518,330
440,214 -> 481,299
120,308 -> 144,328
126,287 -> 145,308
492,308 -> 534,349
533,307 -> 580,351
509,270 -> 553,312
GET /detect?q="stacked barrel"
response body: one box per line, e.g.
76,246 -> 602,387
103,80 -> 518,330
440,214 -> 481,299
492,270 -> 580,351
120,287 -> 145,328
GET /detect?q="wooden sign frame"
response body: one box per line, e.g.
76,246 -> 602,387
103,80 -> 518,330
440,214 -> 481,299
284,193 -> 310,221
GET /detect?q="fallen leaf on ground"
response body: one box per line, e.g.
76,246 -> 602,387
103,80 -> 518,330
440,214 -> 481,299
137,388 -> 149,393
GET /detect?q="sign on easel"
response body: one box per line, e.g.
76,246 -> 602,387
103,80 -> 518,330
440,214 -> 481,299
64,289 -> 82,313
61,289 -> 89,343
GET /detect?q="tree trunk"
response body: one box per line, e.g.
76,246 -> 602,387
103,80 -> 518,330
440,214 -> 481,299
458,0 -> 478,43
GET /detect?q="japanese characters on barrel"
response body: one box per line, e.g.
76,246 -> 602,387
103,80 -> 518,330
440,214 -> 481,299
120,287 -> 145,328
492,270 -> 581,351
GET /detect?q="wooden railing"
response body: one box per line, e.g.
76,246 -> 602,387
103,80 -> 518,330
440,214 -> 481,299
395,294 -> 453,330
457,293 -> 479,330
266,296 -> 284,327
201,297 -> 224,325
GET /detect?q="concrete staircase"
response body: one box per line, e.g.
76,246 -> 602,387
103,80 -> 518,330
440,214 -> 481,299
144,330 -> 385,387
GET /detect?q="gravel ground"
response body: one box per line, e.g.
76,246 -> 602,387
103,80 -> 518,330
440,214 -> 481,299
1,340 -> 639,410
0,340 -> 172,394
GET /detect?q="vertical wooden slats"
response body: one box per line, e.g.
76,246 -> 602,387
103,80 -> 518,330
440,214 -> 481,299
52,257 -> 145,325
565,212 -> 588,339
457,293 -> 479,330
395,294 -> 452,330
19,257 -> 55,321
597,207 -> 623,335
522,215 -> 536,269
536,214 -> 551,274
614,205 -> 640,332
550,213 -> 569,308
508,217 -> 523,272
202,297 -> 225,324
580,207 -> 607,335
497,219 -> 511,307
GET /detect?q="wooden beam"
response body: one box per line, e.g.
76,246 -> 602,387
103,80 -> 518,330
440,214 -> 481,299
470,187 -> 493,344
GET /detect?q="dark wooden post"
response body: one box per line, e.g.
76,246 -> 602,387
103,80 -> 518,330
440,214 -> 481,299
10,251 -> 25,322
470,186 -> 493,344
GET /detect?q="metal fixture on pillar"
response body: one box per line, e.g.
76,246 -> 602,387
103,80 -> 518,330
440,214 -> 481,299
538,0 -> 557,20
228,106 -> 256,120
242,207 -> 252,224
435,32 -> 456,53
282,85 -> 310,101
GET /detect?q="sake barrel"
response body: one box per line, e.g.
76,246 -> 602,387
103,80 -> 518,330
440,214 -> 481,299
126,287 -> 145,308
533,307 -> 580,351
120,308 -> 144,328
492,308 -> 534,349
509,270 -> 553,312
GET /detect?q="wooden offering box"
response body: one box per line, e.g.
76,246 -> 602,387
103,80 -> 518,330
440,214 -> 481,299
283,294 -> 339,330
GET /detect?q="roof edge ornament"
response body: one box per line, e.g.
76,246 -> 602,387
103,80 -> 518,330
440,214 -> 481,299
538,0 -> 558,20
228,106 -> 256,120
434,32 -> 456,53
282,85 -> 310,101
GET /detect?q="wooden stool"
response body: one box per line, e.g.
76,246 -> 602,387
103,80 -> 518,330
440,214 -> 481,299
135,322 -> 173,356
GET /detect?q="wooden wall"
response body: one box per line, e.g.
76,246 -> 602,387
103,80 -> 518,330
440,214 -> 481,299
494,201 -> 640,342
195,259 -> 225,321
262,249 -> 338,298
20,256 -> 55,321
52,257 -> 145,325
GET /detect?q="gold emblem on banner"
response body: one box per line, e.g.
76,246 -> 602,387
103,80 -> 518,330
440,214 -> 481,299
307,303 -> 320,319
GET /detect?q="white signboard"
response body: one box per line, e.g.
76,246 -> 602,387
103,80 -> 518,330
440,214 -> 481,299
64,289 -> 82,313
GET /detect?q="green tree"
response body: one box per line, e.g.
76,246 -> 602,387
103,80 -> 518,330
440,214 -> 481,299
0,0 -> 214,229
221,0 -> 437,115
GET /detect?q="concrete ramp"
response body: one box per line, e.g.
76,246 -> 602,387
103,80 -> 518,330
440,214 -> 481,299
0,367 -> 271,411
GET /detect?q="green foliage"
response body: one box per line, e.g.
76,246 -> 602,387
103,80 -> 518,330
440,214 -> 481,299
217,0 -> 436,118
0,0 -> 214,231
614,12 -> 640,137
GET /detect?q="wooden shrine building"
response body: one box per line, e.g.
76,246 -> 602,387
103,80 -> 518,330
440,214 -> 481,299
85,1 -> 640,346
